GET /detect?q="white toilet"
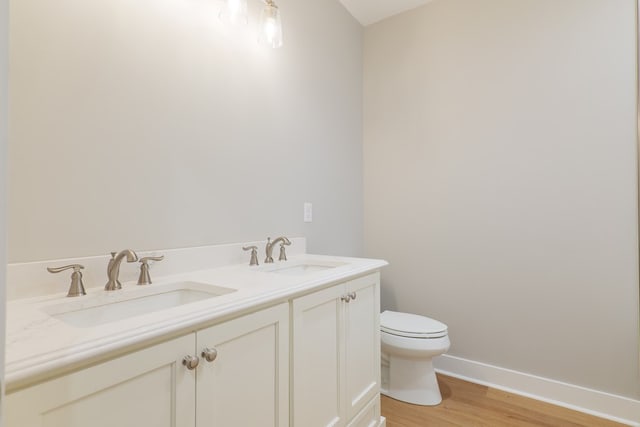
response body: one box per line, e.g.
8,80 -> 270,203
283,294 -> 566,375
380,310 -> 450,406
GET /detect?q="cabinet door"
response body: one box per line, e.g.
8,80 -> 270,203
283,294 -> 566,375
344,274 -> 381,420
5,334 -> 196,427
196,303 -> 289,427
292,284 -> 347,427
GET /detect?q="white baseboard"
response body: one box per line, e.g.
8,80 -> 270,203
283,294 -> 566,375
434,354 -> 640,427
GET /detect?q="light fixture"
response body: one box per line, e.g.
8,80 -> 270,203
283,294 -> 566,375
219,0 -> 248,25
258,0 -> 283,49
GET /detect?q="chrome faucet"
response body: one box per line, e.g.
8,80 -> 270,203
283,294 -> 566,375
264,236 -> 291,263
105,249 -> 139,291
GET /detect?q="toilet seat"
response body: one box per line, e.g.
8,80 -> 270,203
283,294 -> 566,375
381,310 -> 448,339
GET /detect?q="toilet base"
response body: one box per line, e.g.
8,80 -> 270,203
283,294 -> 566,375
381,353 -> 442,406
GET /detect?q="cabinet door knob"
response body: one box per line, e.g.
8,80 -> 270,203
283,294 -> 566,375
341,295 -> 351,303
201,347 -> 218,363
182,355 -> 200,370
349,292 -> 357,300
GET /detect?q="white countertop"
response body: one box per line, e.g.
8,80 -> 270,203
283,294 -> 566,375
5,254 -> 387,391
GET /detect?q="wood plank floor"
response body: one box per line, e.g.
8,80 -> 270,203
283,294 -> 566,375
381,374 -> 628,427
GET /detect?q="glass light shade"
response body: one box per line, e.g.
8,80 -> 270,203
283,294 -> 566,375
219,0 -> 248,25
258,1 -> 283,48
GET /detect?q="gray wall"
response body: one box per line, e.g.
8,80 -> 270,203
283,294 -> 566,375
364,0 -> 640,399
0,0 -> 6,419
8,0 -> 363,262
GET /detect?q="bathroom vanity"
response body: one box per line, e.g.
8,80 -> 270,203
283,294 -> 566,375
4,245 -> 387,427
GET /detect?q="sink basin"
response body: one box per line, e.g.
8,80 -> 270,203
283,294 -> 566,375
44,281 -> 236,328
261,261 -> 346,276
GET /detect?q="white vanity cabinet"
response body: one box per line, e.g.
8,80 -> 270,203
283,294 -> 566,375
5,302 -> 289,427
5,271 -> 384,427
291,273 -> 381,427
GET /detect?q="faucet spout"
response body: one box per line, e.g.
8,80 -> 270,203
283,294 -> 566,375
105,249 -> 138,291
264,236 -> 291,263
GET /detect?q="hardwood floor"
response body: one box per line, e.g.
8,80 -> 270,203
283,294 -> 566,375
381,374 -> 628,427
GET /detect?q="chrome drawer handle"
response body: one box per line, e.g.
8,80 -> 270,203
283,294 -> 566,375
341,295 -> 351,303
349,292 -> 357,300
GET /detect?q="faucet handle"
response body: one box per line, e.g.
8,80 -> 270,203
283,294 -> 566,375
47,264 -> 86,297
139,255 -> 165,263
47,264 -> 84,274
242,246 -> 259,266
137,255 -> 164,285
279,243 -> 288,261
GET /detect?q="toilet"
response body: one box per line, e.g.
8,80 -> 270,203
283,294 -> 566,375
380,310 -> 450,406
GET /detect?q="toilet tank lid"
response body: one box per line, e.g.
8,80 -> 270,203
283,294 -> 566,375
380,310 -> 448,335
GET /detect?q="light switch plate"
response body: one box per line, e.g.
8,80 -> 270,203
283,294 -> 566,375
304,202 -> 313,222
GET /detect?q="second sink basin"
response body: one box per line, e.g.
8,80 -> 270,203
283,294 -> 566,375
44,281 -> 236,328
260,261 -> 346,276
271,264 -> 335,275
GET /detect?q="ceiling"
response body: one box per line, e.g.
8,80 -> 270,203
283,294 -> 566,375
338,0 -> 434,26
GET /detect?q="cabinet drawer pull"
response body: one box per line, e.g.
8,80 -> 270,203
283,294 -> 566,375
349,292 -> 357,300
182,355 -> 200,370
341,295 -> 351,303
201,347 -> 218,363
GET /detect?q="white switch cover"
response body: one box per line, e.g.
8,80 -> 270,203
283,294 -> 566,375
304,202 -> 313,222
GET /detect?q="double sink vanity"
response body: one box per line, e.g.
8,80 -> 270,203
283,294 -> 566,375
4,239 -> 388,427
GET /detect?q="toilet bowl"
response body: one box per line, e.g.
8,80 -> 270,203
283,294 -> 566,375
380,310 -> 450,406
